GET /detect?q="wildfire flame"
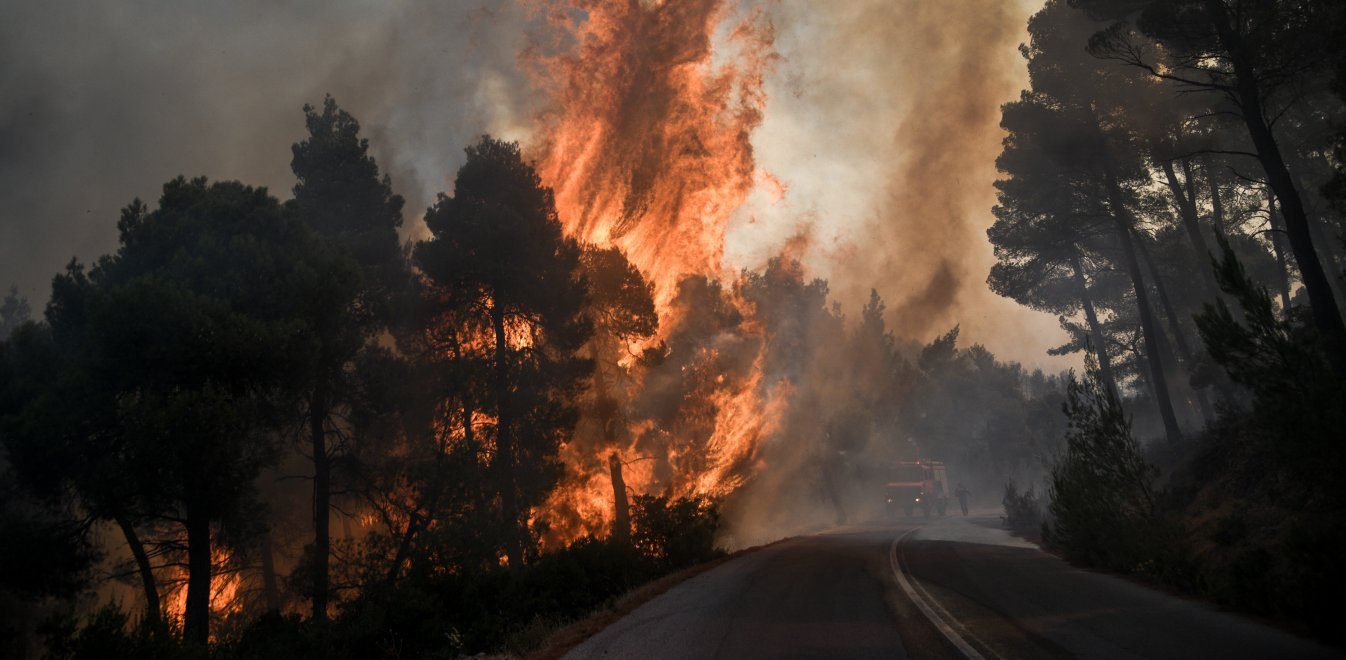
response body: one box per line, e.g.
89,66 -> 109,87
164,545 -> 245,641
527,0 -> 773,304
522,0 -> 786,545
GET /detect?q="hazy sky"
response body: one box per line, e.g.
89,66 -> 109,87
0,0 -> 1066,368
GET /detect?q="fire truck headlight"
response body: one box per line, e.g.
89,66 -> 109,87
915,497 -> 921,502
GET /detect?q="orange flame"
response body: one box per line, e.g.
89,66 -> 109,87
520,0 -> 786,547
164,545 -> 245,641
526,0 -> 774,303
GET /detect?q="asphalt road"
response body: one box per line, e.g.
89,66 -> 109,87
563,513 -> 1342,659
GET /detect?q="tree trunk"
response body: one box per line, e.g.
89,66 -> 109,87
589,343 -> 632,545
1266,186 -> 1294,313
260,530 -> 280,614
1206,0 -> 1346,376
1161,159 -> 1220,301
114,514 -> 160,625
1202,156 -> 1226,237
1104,166 -> 1184,446
387,405 -> 463,585
609,453 -> 631,543
492,304 -> 523,567
309,377 -> 330,623
183,509 -> 212,645
1071,254 -> 1120,397
1137,234 -> 1213,423
1304,203 -> 1346,310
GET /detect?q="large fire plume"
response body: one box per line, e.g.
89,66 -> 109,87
522,0 -> 785,544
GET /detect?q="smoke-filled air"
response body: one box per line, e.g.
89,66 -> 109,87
3,0 -> 1346,657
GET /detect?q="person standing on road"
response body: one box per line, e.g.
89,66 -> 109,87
955,483 -> 970,516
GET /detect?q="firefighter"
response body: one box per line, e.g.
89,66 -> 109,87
955,483 -> 970,516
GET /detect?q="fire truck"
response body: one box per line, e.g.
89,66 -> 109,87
884,460 -> 949,518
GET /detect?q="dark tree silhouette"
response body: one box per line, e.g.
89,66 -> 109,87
991,0 -> 1185,444
28,178 -> 328,643
415,137 -> 593,566
288,96 -> 406,624
0,286 -> 30,339
1074,0 -> 1346,376
579,246 -> 657,542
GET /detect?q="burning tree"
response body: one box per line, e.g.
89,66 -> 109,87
415,137 -> 593,567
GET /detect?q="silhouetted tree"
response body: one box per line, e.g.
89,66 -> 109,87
415,137 -> 592,566
25,177 -> 329,643
0,286 -> 29,340
579,246 -> 657,542
287,96 -> 406,623
992,0 -> 1185,444
1075,0 -> 1346,376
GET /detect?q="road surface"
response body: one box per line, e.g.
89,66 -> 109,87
564,514 -> 1341,659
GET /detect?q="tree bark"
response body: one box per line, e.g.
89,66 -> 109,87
387,405 -> 463,585
1266,186 -> 1294,313
1206,0 -> 1346,376
1161,159 -> 1220,301
183,508 -> 212,645
589,342 -> 632,545
1201,156 -> 1226,237
1070,254 -> 1120,397
1103,165 -> 1184,446
114,514 -> 160,625
309,376 -> 330,623
1137,234 -> 1213,423
260,529 -> 280,614
609,453 -> 631,543
492,304 -> 523,567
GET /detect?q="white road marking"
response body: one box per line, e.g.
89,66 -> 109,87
889,528 -> 997,660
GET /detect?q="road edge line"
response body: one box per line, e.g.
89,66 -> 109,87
889,530 -> 988,660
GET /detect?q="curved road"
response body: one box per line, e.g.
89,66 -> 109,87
564,514 -> 1341,659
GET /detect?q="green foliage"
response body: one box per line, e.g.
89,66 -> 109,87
290,95 -> 405,298
1001,479 -> 1044,539
582,246 -> 658,341
1048,356 -> 1162,572
414,136 -> 594,564
212,495 -> 723,659
0,504 -> 98,600
630,495 -> 724,571
0,285 -> 29,340
1194,236 -> 1346,484
40,604 -> 192,660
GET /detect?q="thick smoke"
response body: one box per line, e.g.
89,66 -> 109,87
733,0 -> 1066,362
3,1 -> 1069,550
0,0 -> 534,304
1,0 -> 1061,365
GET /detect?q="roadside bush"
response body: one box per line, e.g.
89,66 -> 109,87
631,494 -> 724,571
1001,479 -> 1043,540
223,495 -> 725,659
1194,236 -> 1346,500
1048,356 -> 1165,573
41,605 -> 192,660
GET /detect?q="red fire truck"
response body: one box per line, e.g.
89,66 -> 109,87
884,460 -> 949,518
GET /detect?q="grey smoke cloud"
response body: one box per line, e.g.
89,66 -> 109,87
1,0 -> 533,306
730,0 -> 1067,366
1,0 -> 1064,366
